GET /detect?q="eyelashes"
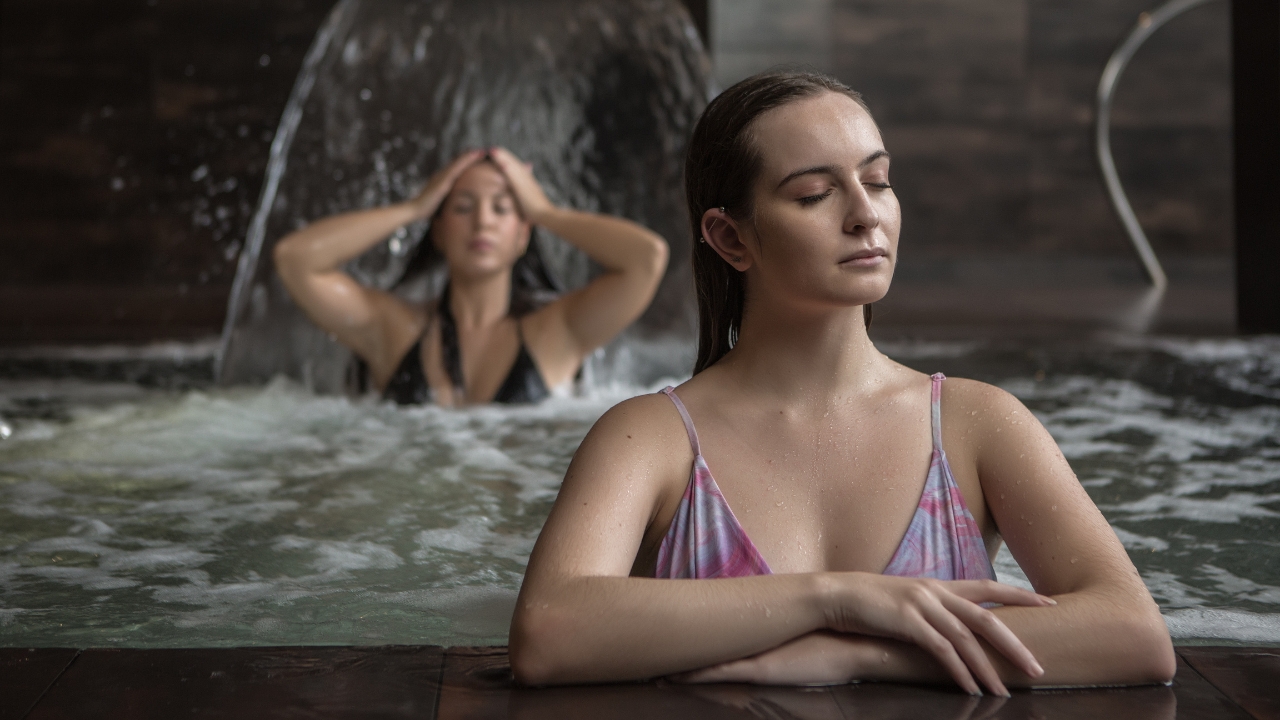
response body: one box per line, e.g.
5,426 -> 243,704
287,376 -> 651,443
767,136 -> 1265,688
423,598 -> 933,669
798,189 -> 834,206
797,183 -> 893,206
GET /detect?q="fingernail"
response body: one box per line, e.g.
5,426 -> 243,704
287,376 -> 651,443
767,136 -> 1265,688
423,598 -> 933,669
1031,662 -> 1045,677
1043,596 -> 1057,605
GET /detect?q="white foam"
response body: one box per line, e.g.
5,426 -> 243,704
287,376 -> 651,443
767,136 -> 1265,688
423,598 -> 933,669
2,340 -> 1278,647
1164,608 -> 1280,643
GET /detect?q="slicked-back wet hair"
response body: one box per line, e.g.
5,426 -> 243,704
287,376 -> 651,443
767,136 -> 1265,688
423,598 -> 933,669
685,70 -> 873,375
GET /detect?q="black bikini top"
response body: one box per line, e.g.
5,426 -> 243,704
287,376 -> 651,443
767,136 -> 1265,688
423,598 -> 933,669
382,286 -> 550,406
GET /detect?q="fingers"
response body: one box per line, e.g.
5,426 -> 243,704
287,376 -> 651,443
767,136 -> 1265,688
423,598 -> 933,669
917,601 -> 1009,697
942,593 -> 1044,681
948,580 -> 1055,608
483,146 -> 551,221
906,616 -> 983,695
670,658 -> 757,684
444,149 -> 485,178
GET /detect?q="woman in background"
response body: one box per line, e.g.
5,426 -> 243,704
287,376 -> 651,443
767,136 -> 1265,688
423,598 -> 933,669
274,147 -> 668,405
510,72 -> 1174,693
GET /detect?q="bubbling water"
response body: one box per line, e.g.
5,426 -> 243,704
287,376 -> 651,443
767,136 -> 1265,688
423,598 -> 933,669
1,337 -> 1277,647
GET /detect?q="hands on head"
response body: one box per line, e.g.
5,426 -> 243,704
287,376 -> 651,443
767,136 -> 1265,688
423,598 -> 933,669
409,147 -> 553,224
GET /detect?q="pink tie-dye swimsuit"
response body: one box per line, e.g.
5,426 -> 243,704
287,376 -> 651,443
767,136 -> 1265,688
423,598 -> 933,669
653,373 -> 996,581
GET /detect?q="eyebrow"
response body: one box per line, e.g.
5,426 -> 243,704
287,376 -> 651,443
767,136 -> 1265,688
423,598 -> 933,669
775,150 -> 891,189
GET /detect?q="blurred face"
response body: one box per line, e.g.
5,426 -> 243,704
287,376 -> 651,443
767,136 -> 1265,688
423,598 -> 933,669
740,91 -> 900,313
432,161 -> 531,280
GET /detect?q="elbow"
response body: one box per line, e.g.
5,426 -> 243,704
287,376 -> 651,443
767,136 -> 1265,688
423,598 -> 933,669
1111,604 -> 1177,685
508,602 -> 578,686
1139,621 -> 1177,685
273,239 -> 300,279
638,235 -> 669,286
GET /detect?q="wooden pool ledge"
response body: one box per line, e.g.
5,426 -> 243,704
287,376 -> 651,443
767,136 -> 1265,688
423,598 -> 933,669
3,645 -> 1277,719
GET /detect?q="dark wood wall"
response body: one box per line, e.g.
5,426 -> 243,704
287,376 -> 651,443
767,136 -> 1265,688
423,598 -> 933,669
716,0 -> 1233,262
0,0 -> 333,343
0,0 -> 1234,344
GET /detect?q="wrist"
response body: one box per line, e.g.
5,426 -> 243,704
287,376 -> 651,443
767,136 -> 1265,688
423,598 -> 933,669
807,572 -> 839,630
526,202 -> 558,226
402,200 -> 433,223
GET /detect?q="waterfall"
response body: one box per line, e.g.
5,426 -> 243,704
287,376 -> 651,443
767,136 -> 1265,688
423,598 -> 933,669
217,0 -> 712,392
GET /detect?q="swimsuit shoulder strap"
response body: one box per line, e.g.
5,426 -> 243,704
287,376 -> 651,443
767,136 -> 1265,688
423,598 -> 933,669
930,372 -> 946,450
437,283 -> 465,391
660,387 -> 702,457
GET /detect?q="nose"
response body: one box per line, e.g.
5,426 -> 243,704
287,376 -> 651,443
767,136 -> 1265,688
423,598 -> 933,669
474,201 -> 498,230
843,182 -> 881,235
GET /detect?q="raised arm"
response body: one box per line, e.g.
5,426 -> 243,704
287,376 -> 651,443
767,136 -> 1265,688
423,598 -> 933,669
510,393 -> 1050,691
273,150 -> 485,384
487,148 -> 668,386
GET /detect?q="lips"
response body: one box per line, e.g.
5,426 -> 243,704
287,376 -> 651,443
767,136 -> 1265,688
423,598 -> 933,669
839,247 -> 889,266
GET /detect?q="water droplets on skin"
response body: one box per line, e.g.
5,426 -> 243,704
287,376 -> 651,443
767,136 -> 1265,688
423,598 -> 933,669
889,336 -> 1280,643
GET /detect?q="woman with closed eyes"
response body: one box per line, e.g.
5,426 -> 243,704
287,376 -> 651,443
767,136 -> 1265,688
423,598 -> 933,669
509,71 -> 1174,694
275,147 -> 668,406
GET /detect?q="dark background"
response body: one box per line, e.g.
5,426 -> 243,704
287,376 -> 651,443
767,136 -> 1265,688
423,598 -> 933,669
0,0 -> 1234,344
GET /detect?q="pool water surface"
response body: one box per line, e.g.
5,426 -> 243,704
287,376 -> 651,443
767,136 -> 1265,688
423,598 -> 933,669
1,337 -> 1277,647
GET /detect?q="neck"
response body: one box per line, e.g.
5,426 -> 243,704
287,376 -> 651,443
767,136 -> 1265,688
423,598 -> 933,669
447,271 -> 511,329
715,295 -> 883,406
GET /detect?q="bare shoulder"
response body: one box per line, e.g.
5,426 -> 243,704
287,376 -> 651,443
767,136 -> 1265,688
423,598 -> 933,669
553,390 -> 694,542
574,391 -> 692,469
938,376 -> 1036,432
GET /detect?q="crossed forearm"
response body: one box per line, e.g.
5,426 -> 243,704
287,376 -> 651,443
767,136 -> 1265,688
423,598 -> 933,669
749,587 -> 1173,689
509,573 -> 827,685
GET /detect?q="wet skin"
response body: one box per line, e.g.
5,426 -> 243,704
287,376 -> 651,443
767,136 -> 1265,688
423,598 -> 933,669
511,92 -> 1175,693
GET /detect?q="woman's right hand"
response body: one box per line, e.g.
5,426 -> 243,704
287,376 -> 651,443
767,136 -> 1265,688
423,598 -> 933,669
821,574 -> 1053,696
407,149 -> 486,220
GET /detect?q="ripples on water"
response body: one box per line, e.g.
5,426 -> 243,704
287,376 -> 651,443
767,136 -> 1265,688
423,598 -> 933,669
0,337 -> 1277,647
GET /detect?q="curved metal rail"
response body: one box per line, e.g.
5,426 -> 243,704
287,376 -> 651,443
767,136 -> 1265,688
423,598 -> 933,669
1096,0 -> 1220,289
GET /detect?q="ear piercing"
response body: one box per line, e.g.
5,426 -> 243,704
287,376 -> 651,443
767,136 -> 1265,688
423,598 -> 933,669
731,255 -> 743,262
700,208 -> 728,244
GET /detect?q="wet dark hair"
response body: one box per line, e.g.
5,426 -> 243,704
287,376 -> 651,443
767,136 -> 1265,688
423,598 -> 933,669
685,70 -> 874,375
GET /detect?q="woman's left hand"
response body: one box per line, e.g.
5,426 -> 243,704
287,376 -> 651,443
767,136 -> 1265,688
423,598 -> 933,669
488,147 -> 554,223
671,632 -> 862,686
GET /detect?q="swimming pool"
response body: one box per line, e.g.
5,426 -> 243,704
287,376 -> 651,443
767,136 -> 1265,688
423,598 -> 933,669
1,336 -> 1277,648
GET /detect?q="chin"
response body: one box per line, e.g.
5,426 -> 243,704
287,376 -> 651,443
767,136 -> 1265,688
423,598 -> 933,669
824,271 -> 893,307
451,259 -> 514,281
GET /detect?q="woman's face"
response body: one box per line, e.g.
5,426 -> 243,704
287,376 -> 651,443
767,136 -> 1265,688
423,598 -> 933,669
739,91 -> 900,314
432,161 -> 531,281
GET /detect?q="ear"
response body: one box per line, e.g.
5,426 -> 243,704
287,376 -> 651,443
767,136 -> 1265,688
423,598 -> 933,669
701,208 -> 752,272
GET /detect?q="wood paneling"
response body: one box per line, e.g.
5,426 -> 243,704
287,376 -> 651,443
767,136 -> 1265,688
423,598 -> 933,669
0,0 -> 333,343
